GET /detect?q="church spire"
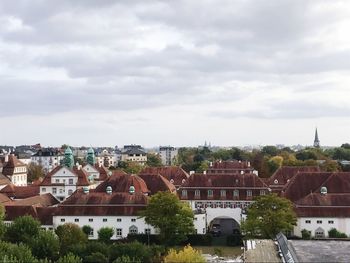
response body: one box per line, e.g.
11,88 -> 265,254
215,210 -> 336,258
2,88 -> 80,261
314,128 -> 320,148
64,146 -> 74,168
86,147 -> 95,166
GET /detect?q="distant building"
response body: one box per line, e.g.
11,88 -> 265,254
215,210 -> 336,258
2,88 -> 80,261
207,160 -> 258,175
31,148 -> 63,173
39,147 -> 90,202
314,128 -> 320,148
120,145 -> 147,165
1,154 -> 27,186
159,146 -> 178,165
96,149 -> 117,168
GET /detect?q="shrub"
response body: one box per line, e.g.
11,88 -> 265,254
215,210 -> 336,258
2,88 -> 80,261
55,223 -> 88,254
301,229 -> 311,240
328,228 -> 347,238
31,230 -> 60,261
57,252 -> 82,263
98,227 -> 114,243
82,225 -> 93,237
164,245 -> 205,263
182,234 -> 212,246
84,252 -> 108,263
109,241 -> 153,263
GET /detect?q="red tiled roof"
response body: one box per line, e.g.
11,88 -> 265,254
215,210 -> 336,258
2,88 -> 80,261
5,193 -> 59,207
140,166 -> 189,186
268,166 -> 320,190
0,193 -> 11,204
2,154 -> 26,176
4,205 -> 55,225
181,173 -> 268,188
0,184 -> 40,199
56,191 -> 148,216
282,172 -> 350,202
95,173 -> 149,194
295,206 -> 350,217
0,174 -> 11,185
40,166 -> 90,186
94,164 -> 109,181
138,173 -> 176,194
295,193 -> 350,206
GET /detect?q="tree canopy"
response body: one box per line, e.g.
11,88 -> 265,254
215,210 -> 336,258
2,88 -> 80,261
242,194 -> 297,238
139,191 -> 195,245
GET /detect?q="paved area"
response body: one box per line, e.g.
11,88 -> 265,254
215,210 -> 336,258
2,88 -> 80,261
245,240 -> 281,263
290,240 -> 350,262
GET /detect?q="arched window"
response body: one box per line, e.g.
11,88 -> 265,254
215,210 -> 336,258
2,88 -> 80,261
129,225 -> 138,235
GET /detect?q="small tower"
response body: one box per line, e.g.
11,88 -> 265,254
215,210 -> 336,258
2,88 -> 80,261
64,146 -> 74,168
314,128 -> 320,148
86,147 -> 95,166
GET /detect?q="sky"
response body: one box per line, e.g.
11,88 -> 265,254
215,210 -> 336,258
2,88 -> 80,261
1,0 -> 350,148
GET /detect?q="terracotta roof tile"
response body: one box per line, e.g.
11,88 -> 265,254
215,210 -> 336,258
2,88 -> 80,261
2,154 -> 26,176
138,173 -> 176,194
0,184 -> 39,199
40,166 -> 90,186
140,166 -> 189,186
6,193 -> 59,207
95,173 -> 149,194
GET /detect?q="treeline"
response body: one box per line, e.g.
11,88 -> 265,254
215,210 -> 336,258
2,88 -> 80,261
176,144 -> 350,177
0,214 -> 165,263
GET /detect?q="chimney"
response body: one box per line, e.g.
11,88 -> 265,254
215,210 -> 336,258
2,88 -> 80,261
190,171 -> 195,175
4,153 -> 9,163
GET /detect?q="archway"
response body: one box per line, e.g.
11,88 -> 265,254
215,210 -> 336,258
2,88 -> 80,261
208,216 -> 240,236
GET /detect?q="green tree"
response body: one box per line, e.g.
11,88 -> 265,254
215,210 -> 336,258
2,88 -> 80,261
31,230 -> 60,261
164,245 -> 205,263
57,253 -> 82,263
267,156 -> 283,174
0,241 -> 38,262
84,252 -> 108,263
261,146 -> 279,156
109,242 -> 153,263
55,223 -> 87,255
4,215 -> 41,244
122,161 -> 143,174
27,163 -> 45,183
139,191 -> 194,246
82,225 -> 93,237
328,228 -> 347,238
242,194 -> 297,238
97,227 -> 114,243
146,153 -> 162,167
0,204 -> 5,240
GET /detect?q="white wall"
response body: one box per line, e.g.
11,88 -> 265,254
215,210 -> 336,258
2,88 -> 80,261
294,217 -> 350,237
53,215 -> 155,239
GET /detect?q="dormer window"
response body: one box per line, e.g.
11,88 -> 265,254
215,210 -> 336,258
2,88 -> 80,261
274,179 -> 278,184
181,190 -> 187,198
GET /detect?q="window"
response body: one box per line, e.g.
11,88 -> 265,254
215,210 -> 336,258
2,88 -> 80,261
195,190 -> 200,198
89,218 -> 93,222
68,189 -> 73,195
103,218 -> 107,222
53,188 -> 57,194
305,220 -> 311,224
55,179 -> 59,183
69,179 -> 73,184
59,189 -> 63,194
60,218 -> 65,222
117,218 -> 122,222
131,218 -> 136,222
129,225 -> 138,235
89,228 -> 94,237
116,228 -> 122,236
208,190 -> 213,197
145,228 -> 151,235
42,188 -> 46,193
75,218 -> 79,222
181,190 -> 187,197
328,220 -> 334,224
317,220 -> 322,224
260,190 -> 266,195
247,190 -> 252,197
233,190 -> 239,197
220,190 -> 226,197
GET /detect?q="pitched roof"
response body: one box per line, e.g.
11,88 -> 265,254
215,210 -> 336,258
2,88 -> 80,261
4,206 -> 55,225
140,166 -> 189,186
94,164 -> 109,181
0,193 -> 11,204
268,166 -> 320,191
0,173 -> 11,185
282,172 -> 350,202
95,173 -> 149,194
0,184 -> 40,199
2,154 -> 26,176
55,191 -> 148,216
209,160 -> 252,170
40,166 -> 90,186
138,173 -> 176,194
5,193 -> 59,207
181,173 -> 268,188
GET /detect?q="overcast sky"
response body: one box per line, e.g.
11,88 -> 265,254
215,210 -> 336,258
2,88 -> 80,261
1,0 -> 350,147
